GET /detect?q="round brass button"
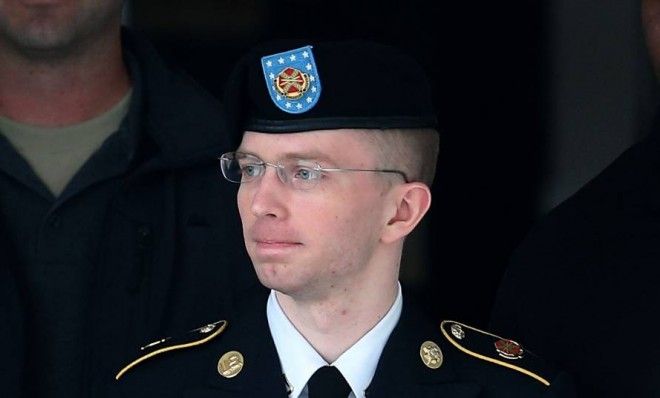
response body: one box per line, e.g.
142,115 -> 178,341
419,340 -> 443,369
217,351 -> 244,378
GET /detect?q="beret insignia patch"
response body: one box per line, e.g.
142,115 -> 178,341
261,45 -> 322,114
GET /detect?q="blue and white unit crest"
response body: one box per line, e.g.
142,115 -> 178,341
261,45 -> 322,114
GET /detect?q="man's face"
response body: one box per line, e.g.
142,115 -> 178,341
237,129 -> 393,299
0,0 -> 123,59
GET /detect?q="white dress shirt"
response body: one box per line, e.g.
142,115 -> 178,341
266,284 -> 403,398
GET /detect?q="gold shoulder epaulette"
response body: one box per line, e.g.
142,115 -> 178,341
115,320 -> 227,380
440,320 -> 550,386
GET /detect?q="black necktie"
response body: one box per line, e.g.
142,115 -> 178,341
307,366 -> 352,398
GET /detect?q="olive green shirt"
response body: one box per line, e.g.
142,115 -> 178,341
0,90 -> 132,196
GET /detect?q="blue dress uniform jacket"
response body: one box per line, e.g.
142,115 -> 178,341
491,116 -> 660,397
112,289 -> 575,397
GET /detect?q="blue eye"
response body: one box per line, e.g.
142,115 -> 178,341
241,164 -> 263,177
293,167 -> 319,181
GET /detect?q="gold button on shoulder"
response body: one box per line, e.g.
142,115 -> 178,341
419,340 -> 443,369
218,351 -> 244,378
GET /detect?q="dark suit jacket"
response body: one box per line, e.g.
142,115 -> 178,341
0,223 -> 23,398
491,119 -> 660,397
112,289 -> 574,397
0,30 -> 257,396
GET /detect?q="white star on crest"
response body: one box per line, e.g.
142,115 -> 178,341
266,60 -> 273,67
296,103 -> 303,109
306,63 -> 312,71
269,73 -> 275,79
310,75 -> 316,82
276,95 -> 282,101
285,102 -> 292,108
278,57 -> 285,64
289,54 -> 296,61
311,86 -> 317,93
306,97 -> 313,103
302,51 -> 309,58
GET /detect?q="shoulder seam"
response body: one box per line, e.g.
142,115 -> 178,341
115,320 -> 228,380
440,320 -> 550,387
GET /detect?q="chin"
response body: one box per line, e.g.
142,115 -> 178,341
253,262 -> 285,287
252,262 -> 303,295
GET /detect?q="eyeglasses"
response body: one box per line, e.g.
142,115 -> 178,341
219,152 -> 408,190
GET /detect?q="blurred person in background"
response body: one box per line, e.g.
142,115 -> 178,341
491,0 -> 660,396
0,1 -> 255,396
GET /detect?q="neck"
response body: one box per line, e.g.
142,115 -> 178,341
276,252 -> 401,363
0,26 -> 130,127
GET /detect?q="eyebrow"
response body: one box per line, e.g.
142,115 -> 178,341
236,149 -> 338,165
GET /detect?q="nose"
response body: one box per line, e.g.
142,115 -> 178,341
246,166 -> 289,219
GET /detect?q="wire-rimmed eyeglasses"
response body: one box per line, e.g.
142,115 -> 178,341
219,152 -> 408,190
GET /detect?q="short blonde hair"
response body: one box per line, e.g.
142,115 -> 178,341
359,128 -> 440,186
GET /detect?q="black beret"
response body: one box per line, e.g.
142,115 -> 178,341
223,40 -> 438,138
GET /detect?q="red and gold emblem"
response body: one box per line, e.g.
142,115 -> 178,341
274,67 -> 310,99
494,338 -> 524,360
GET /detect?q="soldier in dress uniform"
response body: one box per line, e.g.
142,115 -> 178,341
111,41 -> 575,398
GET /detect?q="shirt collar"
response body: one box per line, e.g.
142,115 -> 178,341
267,284 -> 403,398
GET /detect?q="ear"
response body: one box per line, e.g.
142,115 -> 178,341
381,182 -> 432,244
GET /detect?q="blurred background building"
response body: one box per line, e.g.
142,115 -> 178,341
125,0 -> 659,325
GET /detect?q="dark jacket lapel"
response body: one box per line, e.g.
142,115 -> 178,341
193,291 -> 289,398
366,297 -> 482,398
